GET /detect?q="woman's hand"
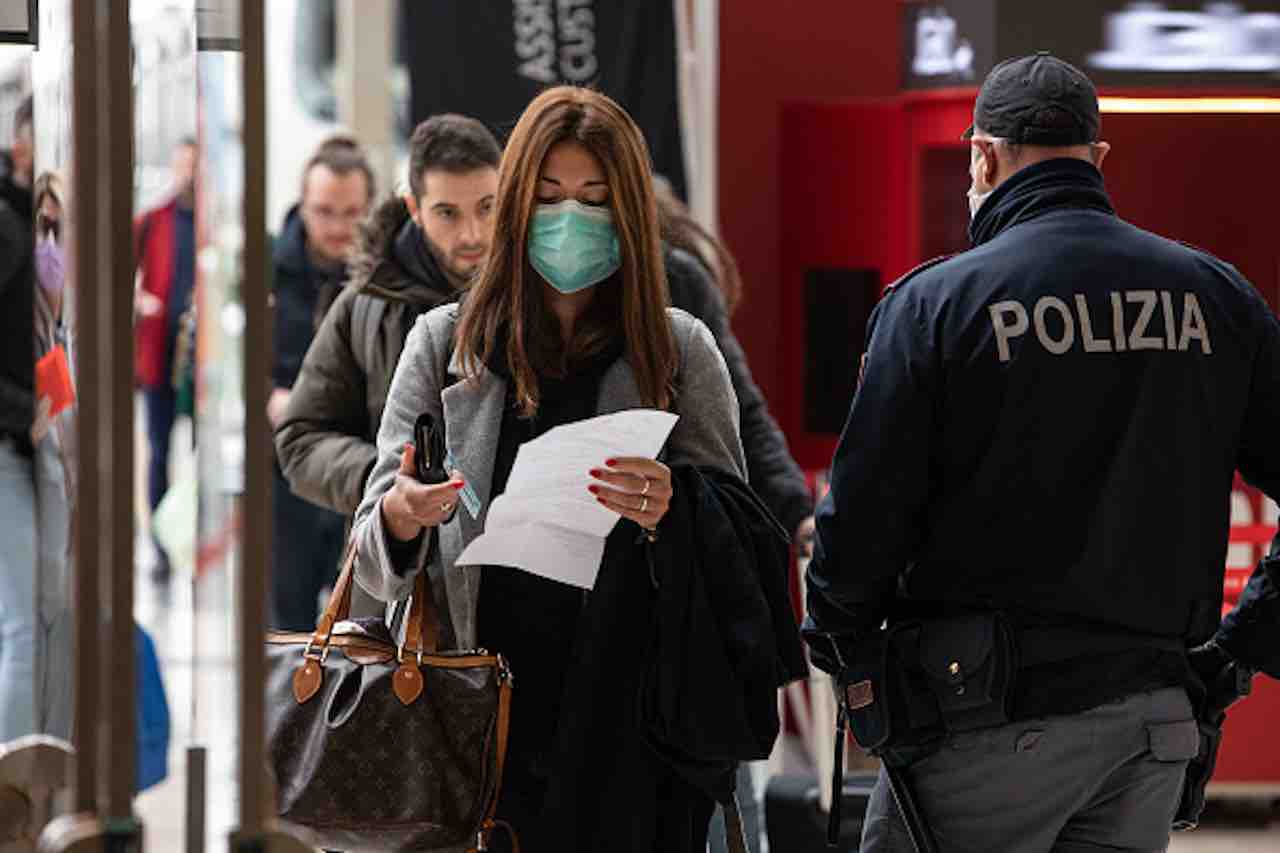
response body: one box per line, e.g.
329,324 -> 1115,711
589,457 -> 672,531
381,444 -> 465,543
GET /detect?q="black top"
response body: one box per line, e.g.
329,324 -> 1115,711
272,204 -> 348,389
476,334 -> 622,817
167,204 -> 196,343
0,182 -> 34,449
807,158 -> 1280,719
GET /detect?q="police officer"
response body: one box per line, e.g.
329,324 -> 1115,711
803,53 -> 1280,852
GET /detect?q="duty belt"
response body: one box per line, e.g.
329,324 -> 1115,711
1015,623 -> 1185,668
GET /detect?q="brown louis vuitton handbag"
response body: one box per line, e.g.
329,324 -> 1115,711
265,545 -> 514,852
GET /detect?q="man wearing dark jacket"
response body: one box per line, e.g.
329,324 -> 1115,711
275,115 -> 502,571
268,137 -> 375,630
804,54 -> 1280,851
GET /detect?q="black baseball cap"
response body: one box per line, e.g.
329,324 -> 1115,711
963,52 -> 1100,146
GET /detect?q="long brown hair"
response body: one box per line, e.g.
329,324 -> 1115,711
456,86 -> 676,418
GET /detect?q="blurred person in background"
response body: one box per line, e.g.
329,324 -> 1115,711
134,137 -> 198,582
268,135 -> 375,631
655,182 -> 812,853
31,171 -> 74,738
0,97 -> 37,743
275,115 -> 500,620
0,95 -> 34,220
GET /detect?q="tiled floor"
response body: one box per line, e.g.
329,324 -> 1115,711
133,561 -> 239,853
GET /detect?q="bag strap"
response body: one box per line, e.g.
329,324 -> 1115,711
827,703 -> 847,846
475,667 -> 515,852
291,541 -> 359,704
297,536 -> 448,704
724,793 -> 750,853
402,559 -> 442,656
310,539 -> 359,646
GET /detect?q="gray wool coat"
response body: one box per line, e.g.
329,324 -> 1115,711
351,303 -> 747,650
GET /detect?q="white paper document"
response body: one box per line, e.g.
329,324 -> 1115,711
454,409 -> 679,589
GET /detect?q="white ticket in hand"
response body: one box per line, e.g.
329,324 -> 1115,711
454,409 -> 679,589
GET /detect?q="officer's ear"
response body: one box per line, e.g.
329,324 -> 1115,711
1090,141 -> 1112,171
971,138 -> 1000,186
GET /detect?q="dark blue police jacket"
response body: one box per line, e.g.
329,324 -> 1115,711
804,158 -> 1280,701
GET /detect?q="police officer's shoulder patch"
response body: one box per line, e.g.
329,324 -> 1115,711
881,254 -> 955,297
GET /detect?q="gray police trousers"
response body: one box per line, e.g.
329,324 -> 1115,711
860,687 -> 1198,853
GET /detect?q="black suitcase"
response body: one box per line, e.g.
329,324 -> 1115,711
765,772 -> 877,852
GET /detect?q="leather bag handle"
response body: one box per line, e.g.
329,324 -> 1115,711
401,556 -> 442,658
295,533 -> 447,707
303,535 -> 442,657
307,538 -> 359,651
390,536 -> 446,707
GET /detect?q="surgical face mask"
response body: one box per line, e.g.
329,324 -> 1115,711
967,186 -> 994,219
35,236 -> 66,294
967,148 -> 994,220
528,199 -> 621,294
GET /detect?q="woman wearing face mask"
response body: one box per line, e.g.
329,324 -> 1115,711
30,170 -> 75,739
351,87 -> 762,852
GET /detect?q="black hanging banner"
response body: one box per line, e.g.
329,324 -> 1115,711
403,0 -> 687,199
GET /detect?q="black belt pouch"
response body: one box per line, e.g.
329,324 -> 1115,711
841,612 -> 1017,753
904,612 -> 1018,733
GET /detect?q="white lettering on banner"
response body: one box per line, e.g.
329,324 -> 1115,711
988,291 -> 1213,362
514,0 -> 557,83
558,0 -> 598,83
514,0 -> 600,85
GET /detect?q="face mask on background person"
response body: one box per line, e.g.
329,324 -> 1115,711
967,144 -> 995,219
35,236 -> 66,294
967,185 -> 994,219
528,199 -> 621,294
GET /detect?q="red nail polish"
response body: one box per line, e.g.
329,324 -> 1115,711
588,485 -> 599,495
596,497 -> 607,505
452,481 -> 465,490
605,458 -> 618,467
589,469 -> 602,478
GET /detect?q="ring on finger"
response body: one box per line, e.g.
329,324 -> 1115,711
641,477 -> 652,497
640,496 -> 649,514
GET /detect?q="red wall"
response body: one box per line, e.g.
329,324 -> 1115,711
1100,111 -> 1280,310
718,0 -> 901,408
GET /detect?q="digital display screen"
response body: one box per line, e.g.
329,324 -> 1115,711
903,1 -> 1280,89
